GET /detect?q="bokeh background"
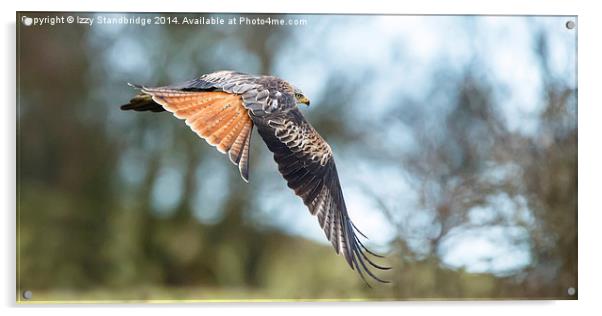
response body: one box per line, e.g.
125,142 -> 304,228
16,13 -> 577,301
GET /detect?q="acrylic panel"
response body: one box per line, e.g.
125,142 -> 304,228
16,12 -> 577,302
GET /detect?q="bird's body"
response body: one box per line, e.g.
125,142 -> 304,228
121,70 -> 388,284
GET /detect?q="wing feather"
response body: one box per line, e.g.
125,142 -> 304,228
123,87 -> 253,182
253,108 -> 389,284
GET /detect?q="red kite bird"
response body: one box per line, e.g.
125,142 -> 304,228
121,70 -> 389,284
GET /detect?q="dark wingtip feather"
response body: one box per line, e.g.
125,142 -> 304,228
353,233 -> 387,259
350,220 -> 369,239
120,103 -> 132,110
345,219 -> 391,285
120,97 -> 165,112
121,84 -> 165,112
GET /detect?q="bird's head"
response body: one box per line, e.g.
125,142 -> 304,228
293,87 -> 310,106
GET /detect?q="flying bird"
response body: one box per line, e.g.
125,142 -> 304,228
121,70 -> 389,284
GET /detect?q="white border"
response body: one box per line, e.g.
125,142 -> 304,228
3,0 -> 600,315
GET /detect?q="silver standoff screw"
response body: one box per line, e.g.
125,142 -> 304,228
22,290 -> 32,300
565,20 -> 576,30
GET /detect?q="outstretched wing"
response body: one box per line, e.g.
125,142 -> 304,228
121,70 -> 299,182
121,85 -> 253,181
252,108 -> 389,284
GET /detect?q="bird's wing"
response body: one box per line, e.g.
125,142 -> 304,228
166,71 -> 298,114
121,71 -> 296,182
253,108 -> 389,284
121,71 -> 298,182
122,86 -> 253,182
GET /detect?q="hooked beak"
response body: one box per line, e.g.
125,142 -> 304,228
298,96 -> 310,106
